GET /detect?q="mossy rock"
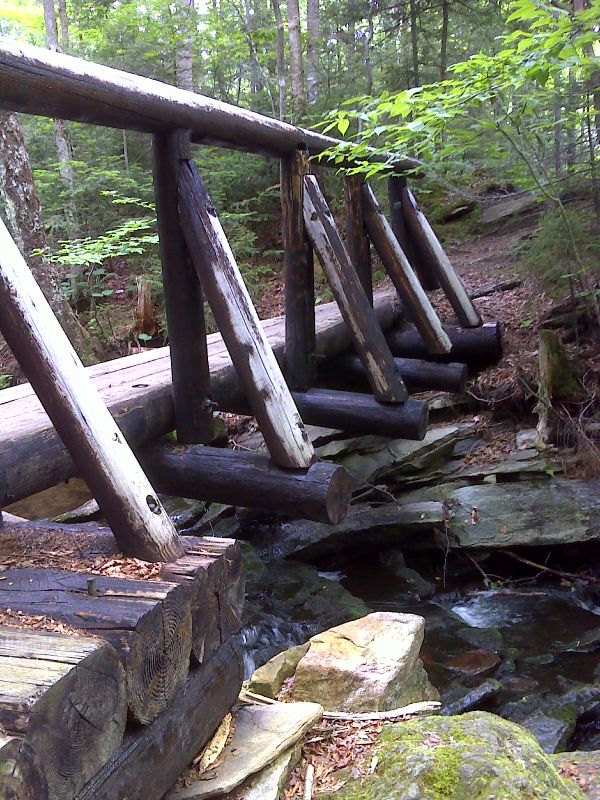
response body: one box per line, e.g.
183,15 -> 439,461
320,712 -> 586,800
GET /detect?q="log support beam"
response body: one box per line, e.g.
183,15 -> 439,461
0,219 -> 183,563
152,129 -> 213,444
141,442 -> 354,524
361,184 -> 451,356
282,148 -> 315,391
303,175 -> 407,403
178,159 -> 315,470
388,176 -> 439,291
344,175 -> 373,304
386,321 -> 503,367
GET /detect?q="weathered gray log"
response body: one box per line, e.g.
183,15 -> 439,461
161,537 -> 244,664
0,628 -> 127,799
74,638 -> 244,800
0,40 -> 421,171
401,189 -> 482,327
141,442 -> 354,524
0,569 -> 192,725
0,733 -> 48,800
282,149 -> 315,391
389,176 -> 439,291
344,175 -> 373,304
225,388 -> 428,440
436,478 -> 600,548
361,184 -> 452,355
386,321 -> 503,367
179,159 -> 314,470
303,175 -> 407,402
0,294 -> 399,507
152,129 -> 213,444
0,218 -> 183,563
322,353 -> 468,394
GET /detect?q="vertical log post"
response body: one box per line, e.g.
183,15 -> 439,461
178,159 -> 315,470
344,175 -> 373,305
361,183 -> 452,355
388,176 -> 439,291
303,175 -> 407,403
0,218 -> 184,563
282,147 -> 315,391
152,130 -> 214,443
402,188 -> 482,327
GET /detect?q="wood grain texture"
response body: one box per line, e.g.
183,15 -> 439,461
0,569 -> 192,725
0,40 -> 421,170
0,219 -> 183,563
361,184 -> 452,356
74,637 -> 244,800
0,291 -> 399,506
282,149 -> 316,392
303,175 -> 406,403
388,177 -> 439,291
142,442 -> 354,524
344,175 -> 373,304
401,189 -> 482,327
152,130 -> 213,444
0,628 -> 126,799
179,160 -> 315,470
0,733 -> 49,800
386,321 -> 502,367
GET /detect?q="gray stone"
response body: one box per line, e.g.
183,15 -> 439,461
442,679 -> 503,716
319,712 -> 586,800
170,702 -> 322,799
521,711 -> 574,754
481,194 -> 539,225
289,612 -> 439,712
248,643 -> 310,699
223,745 -> 300,800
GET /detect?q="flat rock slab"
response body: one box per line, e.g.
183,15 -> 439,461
223,745 -> 300,800
444,478 -> 600,548
170,702 -> 322,799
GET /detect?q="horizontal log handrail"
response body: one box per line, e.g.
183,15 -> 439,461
0,38 -> 420,169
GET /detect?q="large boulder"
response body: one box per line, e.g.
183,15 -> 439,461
320,712 -> 586,800
288,612 -> 439,712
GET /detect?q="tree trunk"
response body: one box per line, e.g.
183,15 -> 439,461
271,0 -> 287,119
409,0 -> 419,87
306,0 -> 320,105
175,0 -> 195,91
57,0 -> 69,47
0,111 -> 91,359
287,0 -> 306,118
440,0 -> 448,80
364,0 -> 374,96
554,87 -> 564,178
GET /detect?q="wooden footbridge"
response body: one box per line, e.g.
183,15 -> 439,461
0,39 -> 501,800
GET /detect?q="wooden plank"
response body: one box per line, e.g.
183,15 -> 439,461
0,733 -> 49,800
361,184 -> 452,356
0,628 -> 127,799
178,159 -> 315,470
0,292 -> 399,507
303,175 -> 407,403
402,188 -> 482,327
282,148 -> 315,391
74,638 -> 244,800
344,175 -> 373,304
387,321 -> 502,366
0,219 -> 184,563
141,443 -> 354,524
0,569 -> 192,725
152,130 -> 213,444
388,177 -> 439,291
0,40 -> 422,171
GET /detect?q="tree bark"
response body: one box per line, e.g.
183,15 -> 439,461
0,111 -> 90,359
409,0 -> 420,87
57,0 -> 69,48
306,0 -> 320,105
287,0 -> 306,118
271,0 -> 287,118
440,0 -> 448,80
175,0 -> 195,91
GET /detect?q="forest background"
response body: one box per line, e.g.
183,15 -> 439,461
0,0 -> 598,372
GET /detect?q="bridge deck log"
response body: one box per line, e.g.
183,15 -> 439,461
0,733 -> 49,800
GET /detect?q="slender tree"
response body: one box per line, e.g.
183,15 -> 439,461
306,0 -> 320,105
409,0 -> 420,87
175,0 -> 196,91
271,0 -> 287,119
287,0 -> 306,118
